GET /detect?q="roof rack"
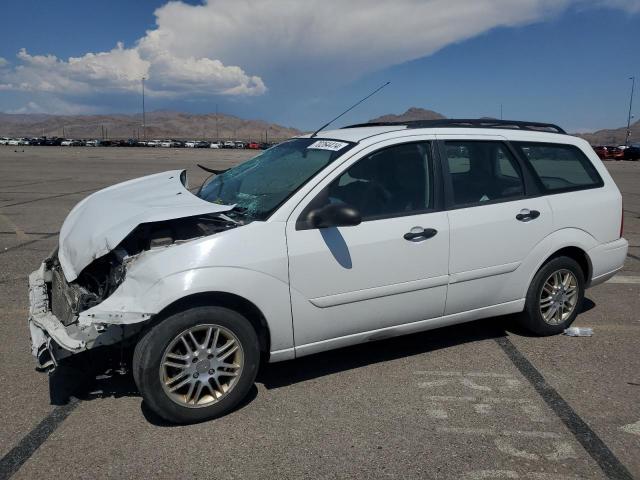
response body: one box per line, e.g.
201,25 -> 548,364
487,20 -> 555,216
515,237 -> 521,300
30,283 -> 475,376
342,119 -> 566,134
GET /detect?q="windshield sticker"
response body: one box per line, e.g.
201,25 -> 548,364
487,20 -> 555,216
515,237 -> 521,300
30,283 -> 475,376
307,140 -> 349,151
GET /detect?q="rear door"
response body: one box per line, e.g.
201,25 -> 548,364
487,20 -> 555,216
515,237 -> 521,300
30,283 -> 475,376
286,138 -> 450,354
438,135 -> 553,315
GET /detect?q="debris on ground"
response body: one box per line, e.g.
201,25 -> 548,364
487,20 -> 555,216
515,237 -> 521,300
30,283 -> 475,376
564,327 -> 594,337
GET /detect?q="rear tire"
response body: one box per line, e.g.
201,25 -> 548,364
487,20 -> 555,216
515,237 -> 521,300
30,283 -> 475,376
519,256 -> 585,336
133,306 -> 259,424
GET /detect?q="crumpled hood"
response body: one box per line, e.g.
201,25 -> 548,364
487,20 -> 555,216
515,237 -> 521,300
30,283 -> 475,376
58,169 -> 232,282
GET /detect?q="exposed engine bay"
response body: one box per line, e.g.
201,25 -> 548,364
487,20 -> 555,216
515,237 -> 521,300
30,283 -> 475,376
48,213 -> 238,326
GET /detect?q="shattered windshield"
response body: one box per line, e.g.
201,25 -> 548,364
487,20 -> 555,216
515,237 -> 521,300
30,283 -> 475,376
197,138 -> 355,221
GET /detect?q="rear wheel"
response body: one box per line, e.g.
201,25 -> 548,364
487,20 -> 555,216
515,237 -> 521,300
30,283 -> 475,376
519,256 -> 585,336
133,306 -> 259,424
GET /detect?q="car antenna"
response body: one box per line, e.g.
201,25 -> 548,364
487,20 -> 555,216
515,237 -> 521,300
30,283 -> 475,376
310,81 -> 391,138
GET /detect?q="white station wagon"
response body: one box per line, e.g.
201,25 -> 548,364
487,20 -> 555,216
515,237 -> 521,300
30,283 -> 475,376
28,119 -> 628,423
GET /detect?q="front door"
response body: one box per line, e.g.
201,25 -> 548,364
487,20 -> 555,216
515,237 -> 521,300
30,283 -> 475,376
285,140 -> 450,354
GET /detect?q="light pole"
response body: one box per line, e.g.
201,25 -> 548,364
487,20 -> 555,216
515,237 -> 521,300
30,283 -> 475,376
142,77 -> 147,141
215,104 -> 219,141
626,76 -> 635,146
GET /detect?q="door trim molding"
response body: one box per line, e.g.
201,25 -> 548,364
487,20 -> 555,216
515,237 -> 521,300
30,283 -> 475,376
449,261 -> 521,284
309,275 -> 449,308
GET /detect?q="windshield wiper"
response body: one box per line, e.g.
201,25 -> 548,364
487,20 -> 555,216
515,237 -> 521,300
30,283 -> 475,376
197,164 -> 229,175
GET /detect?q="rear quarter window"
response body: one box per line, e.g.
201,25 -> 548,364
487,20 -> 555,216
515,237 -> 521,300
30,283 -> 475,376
513,142 -> 603,192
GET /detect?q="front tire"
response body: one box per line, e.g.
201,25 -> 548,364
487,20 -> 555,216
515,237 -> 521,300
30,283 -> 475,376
133,306 -> 260,424
519,256 -> 585,336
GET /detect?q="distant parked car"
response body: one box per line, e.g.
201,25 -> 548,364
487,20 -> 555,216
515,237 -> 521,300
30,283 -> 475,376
60,139 -> 81,146
146,140 -> 161,147
86,139 -> 100,147
607,146 -> 624,160
209,141 -> 221,149
7,138 -> 20,146
621,145 -> 640,161
0,137 -> 11,145
247,142 -> 261,149
161,140 -> 183,148
185,140 -> 197,148
223,140 -> 235,149
593,145 -> 623,160
235,141 -> 245,149
44,137 -> 64,146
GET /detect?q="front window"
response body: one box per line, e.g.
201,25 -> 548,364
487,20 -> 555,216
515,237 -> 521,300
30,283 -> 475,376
197,138 -> 355,221
326,141 -> 434,220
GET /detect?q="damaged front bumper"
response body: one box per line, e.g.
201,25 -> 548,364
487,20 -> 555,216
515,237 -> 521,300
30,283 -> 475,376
28,262 -> 147,373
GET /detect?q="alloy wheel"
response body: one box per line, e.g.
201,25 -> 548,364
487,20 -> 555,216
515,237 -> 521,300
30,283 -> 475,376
160,324 -> 244,408
539,269 -> 579,325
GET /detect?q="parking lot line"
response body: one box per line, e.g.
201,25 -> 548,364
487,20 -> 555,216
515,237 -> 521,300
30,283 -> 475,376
0,187 -> 101,209
606,275 -> 640,284
495,336 -> 634,480
0,400 -> 79,480
0,232 -> 58,256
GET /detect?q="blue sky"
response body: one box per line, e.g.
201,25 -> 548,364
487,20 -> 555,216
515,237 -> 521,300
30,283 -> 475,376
0,0 -> 638,132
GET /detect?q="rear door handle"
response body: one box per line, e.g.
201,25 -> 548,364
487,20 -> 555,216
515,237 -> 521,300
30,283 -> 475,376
404,227 -> 438,242
516,209 -> 540,222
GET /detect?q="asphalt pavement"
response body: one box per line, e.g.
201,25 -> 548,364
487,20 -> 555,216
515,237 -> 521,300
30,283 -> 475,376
0,146 -> 638,479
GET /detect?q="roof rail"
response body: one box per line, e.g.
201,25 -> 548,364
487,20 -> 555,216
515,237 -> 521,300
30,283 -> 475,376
342,119 -> 567,134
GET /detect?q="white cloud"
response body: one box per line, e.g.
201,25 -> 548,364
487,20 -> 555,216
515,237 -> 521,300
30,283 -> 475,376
138,0 -> 640,81
0,0 -> 637,110
0,41 -> 265,99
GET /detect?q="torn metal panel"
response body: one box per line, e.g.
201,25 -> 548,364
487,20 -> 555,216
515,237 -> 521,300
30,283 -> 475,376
58,169 -> 233,282
28,264 -> 144,371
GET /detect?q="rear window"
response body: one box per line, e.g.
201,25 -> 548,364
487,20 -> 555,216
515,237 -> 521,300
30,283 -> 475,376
513,142 -> 603,192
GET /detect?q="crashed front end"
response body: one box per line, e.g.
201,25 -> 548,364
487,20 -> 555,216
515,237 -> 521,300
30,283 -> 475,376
28,254 -> 146,372
27,169 -> 239,373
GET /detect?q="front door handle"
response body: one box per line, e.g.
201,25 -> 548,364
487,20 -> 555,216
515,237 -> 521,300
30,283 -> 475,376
516,209 -> 540,222
404,227 -> 438,242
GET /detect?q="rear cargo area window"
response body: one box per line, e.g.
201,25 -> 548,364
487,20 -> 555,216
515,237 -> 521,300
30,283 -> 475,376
514,142 -> 603,192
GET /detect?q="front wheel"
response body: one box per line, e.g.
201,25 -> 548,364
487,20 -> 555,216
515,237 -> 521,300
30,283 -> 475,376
519,256 -> 585,336
133,306 -> 260,424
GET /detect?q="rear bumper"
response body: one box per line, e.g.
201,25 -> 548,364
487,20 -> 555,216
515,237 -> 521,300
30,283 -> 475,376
588,237 -> 629,287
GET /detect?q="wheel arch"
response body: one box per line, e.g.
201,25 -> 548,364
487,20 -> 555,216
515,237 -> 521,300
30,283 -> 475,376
543,246 -> 592,286
154,292 -> 271,357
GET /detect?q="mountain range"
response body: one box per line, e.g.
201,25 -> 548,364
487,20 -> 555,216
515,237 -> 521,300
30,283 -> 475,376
0,111 -> 301,142
368,107 -> 446,123
576,121 -> 639,145
0,107 -> 637,145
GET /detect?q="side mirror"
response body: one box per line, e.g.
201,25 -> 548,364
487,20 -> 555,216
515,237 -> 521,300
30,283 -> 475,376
306,203 -> 362,229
